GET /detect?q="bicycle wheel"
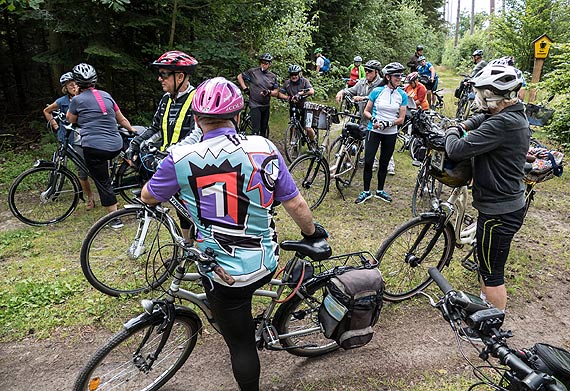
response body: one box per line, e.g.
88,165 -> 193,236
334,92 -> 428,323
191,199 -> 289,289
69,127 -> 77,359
115,160 -> 146,204
334,140 -> 361,193
8,166 -> 79,226
284,122 -> 303,163
81,206 -> 181,296
411,165 -> 442,216
376,215 -> 455,302
273,277 -> 339,357
73,309 -> 199,391
288,153 -> 330,210
456,96 -> 470,120
239,113 -> 253,135
409,136 -> 425,162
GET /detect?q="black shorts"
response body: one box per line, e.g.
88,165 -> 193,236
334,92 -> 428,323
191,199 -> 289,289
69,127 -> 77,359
476,207 -> 525,286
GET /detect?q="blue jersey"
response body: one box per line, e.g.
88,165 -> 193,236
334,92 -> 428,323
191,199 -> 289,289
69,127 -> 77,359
417,62 -> 435,78
367,86 -> 408,134
146,127 -> 299,286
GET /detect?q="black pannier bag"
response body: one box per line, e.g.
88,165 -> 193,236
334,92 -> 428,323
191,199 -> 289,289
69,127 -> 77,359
528,343 -> 570,388
318,268 -> 384,349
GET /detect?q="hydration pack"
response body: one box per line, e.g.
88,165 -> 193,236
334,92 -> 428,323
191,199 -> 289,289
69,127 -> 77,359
319,268 -> 383,349
321,57 -> 331,72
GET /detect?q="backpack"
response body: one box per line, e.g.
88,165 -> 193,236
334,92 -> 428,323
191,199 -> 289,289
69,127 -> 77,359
318,268 -> 384,349
321,57 -> 331,72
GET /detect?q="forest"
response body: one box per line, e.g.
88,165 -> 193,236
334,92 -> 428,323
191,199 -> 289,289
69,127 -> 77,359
1,0 -> 569,146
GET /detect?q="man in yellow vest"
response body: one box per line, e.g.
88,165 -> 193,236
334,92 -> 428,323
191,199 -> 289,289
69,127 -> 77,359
126,50 -> 203,239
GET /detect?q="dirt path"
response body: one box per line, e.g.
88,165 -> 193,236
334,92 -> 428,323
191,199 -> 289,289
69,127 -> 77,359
1,280 -> 568,391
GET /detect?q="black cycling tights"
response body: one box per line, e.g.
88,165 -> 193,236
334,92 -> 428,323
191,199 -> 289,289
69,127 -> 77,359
363,132 -> 397,192
203,272 -> 275,391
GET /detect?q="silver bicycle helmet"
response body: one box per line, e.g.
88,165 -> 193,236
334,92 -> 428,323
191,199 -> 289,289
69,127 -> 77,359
59,72 -> 74,86
259,53 -> 273,62
472,49 -> 484,57
354,55 -> 363,63
288,64 -> 302,74
363,60 -> 382,72
382,62 -> 405,76
472,64 -> 524,95
488,56 -> 515,67
72,63 -> 97,88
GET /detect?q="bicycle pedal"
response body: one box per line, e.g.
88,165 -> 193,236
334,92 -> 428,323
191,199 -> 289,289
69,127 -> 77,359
461,259 -> 479,272
463,215 -> 475,226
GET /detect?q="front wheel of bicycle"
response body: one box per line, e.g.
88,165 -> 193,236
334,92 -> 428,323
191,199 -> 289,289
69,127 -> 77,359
8,166 -> 80,226
284,122 -> 303,163
73,309 -> 199,391
376,215 -> 455,302
288,153 -> 330,210
81,206 -> 181,296
334,140 -> 362,193
411,165 -> 443,216
273,277 -> 340,357
456,96 -> 470,120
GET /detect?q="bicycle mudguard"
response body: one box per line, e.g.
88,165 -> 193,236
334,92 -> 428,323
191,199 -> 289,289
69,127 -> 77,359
124,305 -> 202,333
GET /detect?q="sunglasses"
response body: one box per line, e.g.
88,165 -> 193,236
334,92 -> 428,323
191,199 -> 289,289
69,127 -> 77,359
290,73 -> 300,77
391,74 -> 403,78
364,68 -> 375,73
260,61 -> 271,65
157,70 -> 175,79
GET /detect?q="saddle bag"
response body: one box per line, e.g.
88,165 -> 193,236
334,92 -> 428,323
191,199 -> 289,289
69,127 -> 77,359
318,268 -> 384,349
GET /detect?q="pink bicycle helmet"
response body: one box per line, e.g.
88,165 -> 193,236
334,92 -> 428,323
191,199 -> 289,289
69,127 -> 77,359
405,72 -> 419,83
152,50 -> 198,73
192,77 -> 244,119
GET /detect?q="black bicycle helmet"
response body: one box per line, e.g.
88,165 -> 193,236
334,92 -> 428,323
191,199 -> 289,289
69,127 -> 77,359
259,53 -> 273,62
382,62 -> 405,76
364,60 -> 382,72
288,64 -> 302,74
72,63 -> 97,88
59,72 -> 74,86
472,49 -> 484,57
416,45 -> 424,51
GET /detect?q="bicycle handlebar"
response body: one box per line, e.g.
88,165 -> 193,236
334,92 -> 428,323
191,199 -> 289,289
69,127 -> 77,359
426,267 -> 565,391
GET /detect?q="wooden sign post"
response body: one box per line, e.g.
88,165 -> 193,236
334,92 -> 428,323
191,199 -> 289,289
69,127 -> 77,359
528,34 -> 553,103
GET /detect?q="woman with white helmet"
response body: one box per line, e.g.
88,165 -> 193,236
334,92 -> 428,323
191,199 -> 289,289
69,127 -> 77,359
445,63 -> 529,314
346,55 -> 365,87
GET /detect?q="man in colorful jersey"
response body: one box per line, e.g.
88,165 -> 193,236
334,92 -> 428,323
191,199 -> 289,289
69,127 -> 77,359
237,53 -> 279,138
141,77 -> 327,391
126,50 -> 202,239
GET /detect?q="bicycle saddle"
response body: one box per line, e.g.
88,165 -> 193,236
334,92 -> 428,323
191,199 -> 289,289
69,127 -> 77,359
280,238 -> 332,261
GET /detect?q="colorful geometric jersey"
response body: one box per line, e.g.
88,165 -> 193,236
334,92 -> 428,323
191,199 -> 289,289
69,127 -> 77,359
146,127 -> 299,286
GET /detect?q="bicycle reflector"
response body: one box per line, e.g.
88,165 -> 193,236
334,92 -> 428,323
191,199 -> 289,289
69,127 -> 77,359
88,376 -> 101,390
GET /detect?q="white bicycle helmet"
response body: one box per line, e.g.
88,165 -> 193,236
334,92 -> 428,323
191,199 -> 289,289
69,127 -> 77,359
488,56 -> 515,67
354,55 -> 363,62
59,72 -> 74,86
382,62 -> 405,76
472,64 -> 523,95
72,63 -> 97,88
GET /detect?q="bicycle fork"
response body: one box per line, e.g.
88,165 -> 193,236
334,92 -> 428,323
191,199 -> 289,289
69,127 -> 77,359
127,209 -> 153,259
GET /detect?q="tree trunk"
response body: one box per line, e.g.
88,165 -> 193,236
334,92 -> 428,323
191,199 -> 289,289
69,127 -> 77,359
490,0 -> 495,14
454,0 -> 461,46
169,0 -> 178,47
470,0 -> 475,34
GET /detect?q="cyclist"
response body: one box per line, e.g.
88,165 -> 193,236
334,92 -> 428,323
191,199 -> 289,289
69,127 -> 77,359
471,49 -> 487,77
403,72 -> 429,111
237,53 -> 279,138
140,77 -> 328,391
43,72 -> 78,143
66,63 -> 135,223
416,55 -> 439,108
335,60 -> 393,173
357,62 -> 408,204
346,55 -> 365,87
406,45 -> 424,73
125,50 -> 202,239
277,64 -> 315,139
487,56 -> 526,101
445,63 -> 528,312
44,72 -> 94,210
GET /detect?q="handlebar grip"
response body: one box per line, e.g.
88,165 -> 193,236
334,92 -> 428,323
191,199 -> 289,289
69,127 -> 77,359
213,265 -> 235,286
428,267 -> 454,294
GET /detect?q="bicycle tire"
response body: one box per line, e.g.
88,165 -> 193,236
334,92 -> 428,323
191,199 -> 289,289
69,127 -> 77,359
73,309 -> 199,391
456,96 -> 470,120
115,160 -> 146,204
239,113 -> 253,135
288,153 -> 330,210
409,136 -> 424,162
334,140 -> 361,193
81,206 -> 181,296
273,277 -> 340,357
8,166 -> 79,226
376,215 -> 455,302
411,165 -> 442,216
284,122 -> 303,163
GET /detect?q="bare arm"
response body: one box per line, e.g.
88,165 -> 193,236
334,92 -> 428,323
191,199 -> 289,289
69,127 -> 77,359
281,194 -> 316,236
363,99 -> 374,121
66,111 -> 78,124
237,73 -> 246,90
43,102 -> 60,129
115,109 -> 136,133
141,183 -> 160,206
394,105 -> 406,126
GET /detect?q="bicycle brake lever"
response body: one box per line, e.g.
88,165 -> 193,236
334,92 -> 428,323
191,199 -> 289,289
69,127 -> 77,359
416,291 -> 438,307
